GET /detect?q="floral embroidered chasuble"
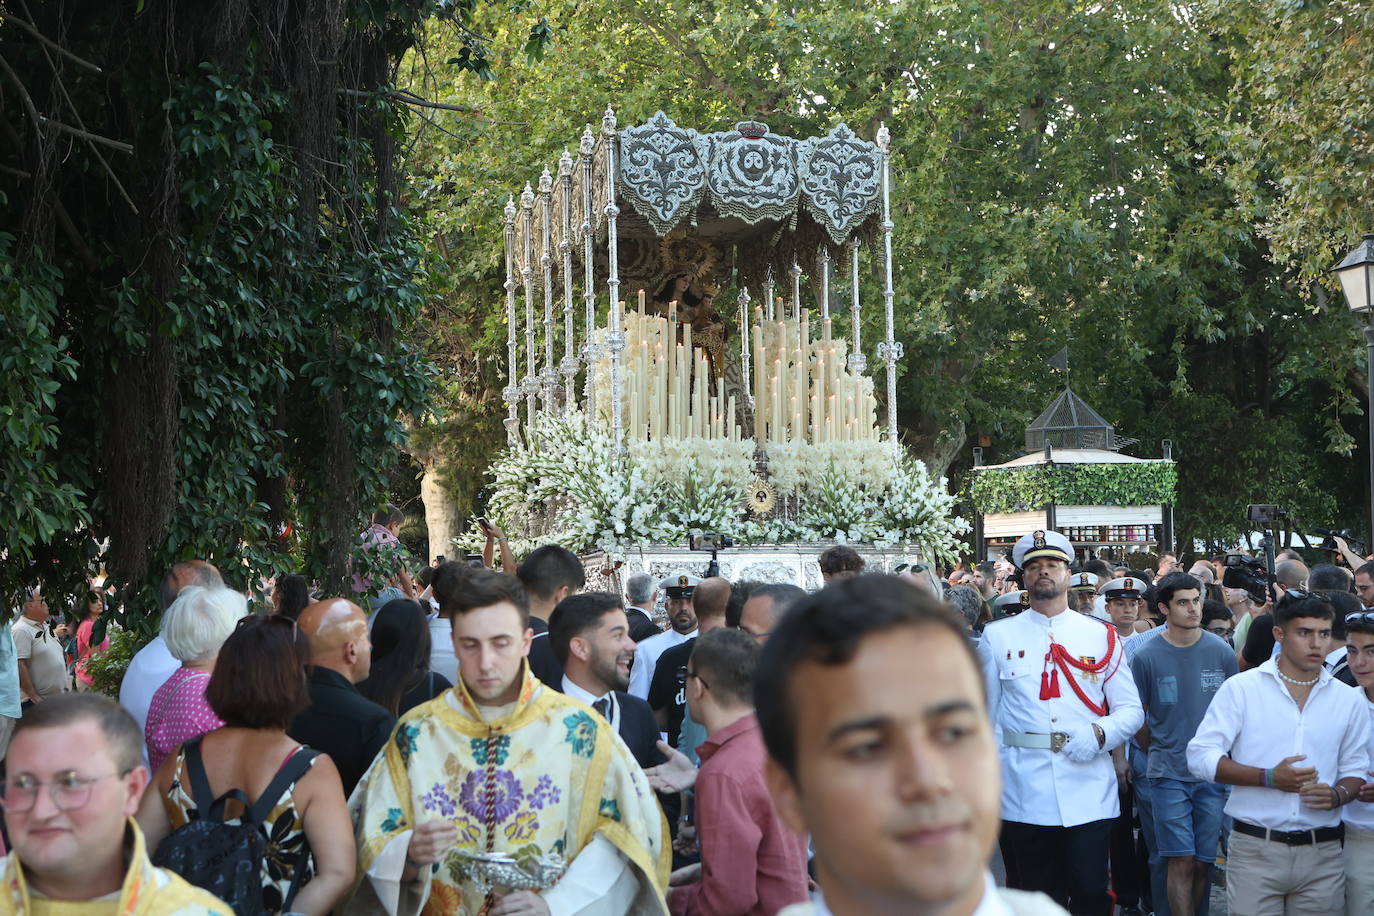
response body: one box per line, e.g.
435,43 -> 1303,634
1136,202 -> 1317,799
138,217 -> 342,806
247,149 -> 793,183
0,820 -> 232,916
348,665 -> 669,915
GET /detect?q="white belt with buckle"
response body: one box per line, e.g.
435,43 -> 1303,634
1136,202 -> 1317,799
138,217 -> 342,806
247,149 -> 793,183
1004,731 -> 1069,752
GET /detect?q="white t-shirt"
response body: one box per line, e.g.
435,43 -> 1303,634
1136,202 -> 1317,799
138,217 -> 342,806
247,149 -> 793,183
12,617 -> 68,700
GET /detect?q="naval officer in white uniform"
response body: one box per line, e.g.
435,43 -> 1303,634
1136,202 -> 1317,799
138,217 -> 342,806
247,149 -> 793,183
977,529 -> 1144,914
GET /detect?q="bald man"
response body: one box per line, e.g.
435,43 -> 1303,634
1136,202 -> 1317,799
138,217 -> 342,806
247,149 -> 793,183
288,598 -> 394,795
649,577 -> 732,751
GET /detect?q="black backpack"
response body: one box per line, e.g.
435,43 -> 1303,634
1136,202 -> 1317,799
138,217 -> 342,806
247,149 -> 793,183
151,736 -> 318,916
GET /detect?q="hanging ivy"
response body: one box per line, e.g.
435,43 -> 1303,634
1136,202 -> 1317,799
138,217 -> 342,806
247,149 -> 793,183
968,462 -> 1179,514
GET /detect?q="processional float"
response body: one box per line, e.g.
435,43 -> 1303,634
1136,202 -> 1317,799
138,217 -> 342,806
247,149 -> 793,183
490,110 -> 963,587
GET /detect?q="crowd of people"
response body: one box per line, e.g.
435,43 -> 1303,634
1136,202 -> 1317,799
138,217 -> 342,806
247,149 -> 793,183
7,513 -> 1374,916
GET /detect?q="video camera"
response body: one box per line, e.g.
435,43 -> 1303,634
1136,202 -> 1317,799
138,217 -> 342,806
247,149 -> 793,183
1222,554 -> 1268,604
1316,527 -> 1368,559
688,534 -> 733,552
688,533 -> 732,578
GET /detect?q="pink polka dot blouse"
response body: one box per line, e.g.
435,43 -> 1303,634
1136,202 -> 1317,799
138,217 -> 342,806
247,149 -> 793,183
145,667 -> 225,773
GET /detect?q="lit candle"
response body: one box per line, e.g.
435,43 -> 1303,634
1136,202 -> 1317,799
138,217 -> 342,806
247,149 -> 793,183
637,288 -> 646,313
811,382 -> 822,444
699,353 -> 709,436
655,342 -> 666,439
636,338 -> 647,436
758,339 -> 769,417
771,375 -> 782,442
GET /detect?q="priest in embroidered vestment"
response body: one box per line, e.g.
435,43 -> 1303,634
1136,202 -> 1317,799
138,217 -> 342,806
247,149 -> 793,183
347,568 -> 670,916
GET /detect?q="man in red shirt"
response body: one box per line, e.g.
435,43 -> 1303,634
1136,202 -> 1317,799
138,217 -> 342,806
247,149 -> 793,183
668,628 -> 810,915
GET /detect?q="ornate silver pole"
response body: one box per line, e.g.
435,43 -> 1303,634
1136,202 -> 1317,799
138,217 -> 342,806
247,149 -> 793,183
819,246 -> 831,321
738,286 -> 752,407
579,125 -> 598,417
875,124 -> 902,447
558,150 -> 577,411
603,107 -> 625,454
520,183 -> 538,427
502,196 -> 520,442
847,237 -> 866,374
539,168 -> 558,412
790,263 -> 802,321
763,266 -> 776,322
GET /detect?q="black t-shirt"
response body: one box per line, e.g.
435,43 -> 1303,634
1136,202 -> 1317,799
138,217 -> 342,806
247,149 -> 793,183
398,670 -> 453,716
648,638 -> 695,746
1241,613 -> 1276,669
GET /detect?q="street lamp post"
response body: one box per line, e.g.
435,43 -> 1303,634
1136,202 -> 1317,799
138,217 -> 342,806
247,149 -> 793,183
1333,233 -> 1374,547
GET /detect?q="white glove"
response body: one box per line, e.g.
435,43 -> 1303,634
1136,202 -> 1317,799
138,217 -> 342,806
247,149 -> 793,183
1062,725 -> 1103,763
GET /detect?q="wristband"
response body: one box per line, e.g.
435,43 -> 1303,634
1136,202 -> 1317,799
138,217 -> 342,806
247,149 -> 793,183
1263,768 -> 1274,789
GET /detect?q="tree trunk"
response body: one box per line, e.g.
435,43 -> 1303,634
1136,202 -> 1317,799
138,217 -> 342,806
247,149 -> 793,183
908,414 -> 968,479
420,461 -> 462,563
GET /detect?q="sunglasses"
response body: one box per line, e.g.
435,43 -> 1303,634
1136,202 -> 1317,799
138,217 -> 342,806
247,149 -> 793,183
1284,589 -> 1332,604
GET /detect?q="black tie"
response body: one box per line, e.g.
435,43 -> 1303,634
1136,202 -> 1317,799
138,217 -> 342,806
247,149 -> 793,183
593,697 -> 611,725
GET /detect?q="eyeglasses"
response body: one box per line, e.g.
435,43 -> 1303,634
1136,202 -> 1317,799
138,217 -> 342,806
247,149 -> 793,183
1,770 -> 129,813
686,668 -> 710,690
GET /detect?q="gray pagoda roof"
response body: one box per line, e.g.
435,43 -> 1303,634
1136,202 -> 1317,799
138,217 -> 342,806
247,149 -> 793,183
1025,387 -> 1136,452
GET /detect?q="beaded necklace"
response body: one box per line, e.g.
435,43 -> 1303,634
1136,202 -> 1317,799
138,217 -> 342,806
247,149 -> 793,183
1275,666 -> 1319,687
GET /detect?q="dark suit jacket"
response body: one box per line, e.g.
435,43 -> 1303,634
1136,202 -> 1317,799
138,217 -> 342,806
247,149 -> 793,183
289,667 -> 395,796
627,607 -> 661,643
527,631 -> 563,687
613,691 -> 667,769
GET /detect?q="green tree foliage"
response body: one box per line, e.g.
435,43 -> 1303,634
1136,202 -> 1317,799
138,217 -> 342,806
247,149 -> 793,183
0,2 -> 442,624
400,0 -> 1373,550
1203,0 -> 1374,281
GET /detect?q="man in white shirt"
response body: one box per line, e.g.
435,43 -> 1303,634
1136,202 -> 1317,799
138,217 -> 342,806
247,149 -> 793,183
759,575 -> 1066,915
628,571 -> 701,699
12,588 -> 67,707
977,530 -> 1144,914
1340,611 -> 1374,916
118,560 -> 222,747
1187,592 -> 1370,915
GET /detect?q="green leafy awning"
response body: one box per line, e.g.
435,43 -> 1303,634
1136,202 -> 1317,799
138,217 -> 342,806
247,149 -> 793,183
969,462 -> 1177,514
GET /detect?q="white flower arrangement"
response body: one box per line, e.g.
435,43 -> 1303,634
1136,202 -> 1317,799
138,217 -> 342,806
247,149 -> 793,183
471,409 -> 968,559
